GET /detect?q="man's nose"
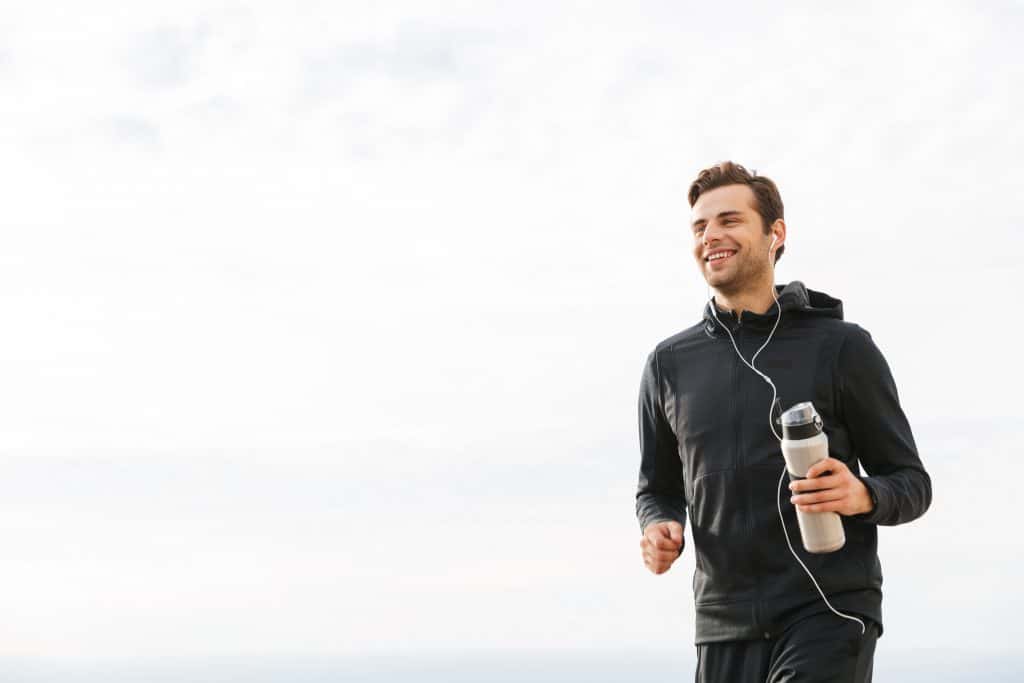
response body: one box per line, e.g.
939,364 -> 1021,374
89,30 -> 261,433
702,222 -> 722,245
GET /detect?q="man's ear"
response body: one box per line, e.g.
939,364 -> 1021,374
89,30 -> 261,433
769,219 -> 786,254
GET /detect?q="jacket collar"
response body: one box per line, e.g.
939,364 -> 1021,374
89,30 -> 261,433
702,280 -> 843,335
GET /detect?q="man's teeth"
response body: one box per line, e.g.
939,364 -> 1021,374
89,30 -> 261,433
708,251 -> 734,261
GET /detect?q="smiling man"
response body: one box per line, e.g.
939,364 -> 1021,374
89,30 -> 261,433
635,161 -> 931,682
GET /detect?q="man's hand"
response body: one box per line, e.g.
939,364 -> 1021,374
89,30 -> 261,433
789,457 -> 874,516
640,520 -> 684,575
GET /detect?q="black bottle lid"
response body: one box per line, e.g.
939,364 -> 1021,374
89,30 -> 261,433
780,401 -> 823,441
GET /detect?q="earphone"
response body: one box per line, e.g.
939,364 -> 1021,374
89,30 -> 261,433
705,235 -> 867,642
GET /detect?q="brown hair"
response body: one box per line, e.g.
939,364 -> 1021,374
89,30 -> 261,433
687,161 -> 785,263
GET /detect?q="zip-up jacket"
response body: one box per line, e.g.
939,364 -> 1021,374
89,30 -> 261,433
635,281 -> 932,643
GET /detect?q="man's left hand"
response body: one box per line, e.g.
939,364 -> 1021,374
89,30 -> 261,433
789,457 -> 874,516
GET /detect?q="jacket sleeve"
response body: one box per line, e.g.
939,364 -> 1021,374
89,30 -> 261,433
635,350 -> 688,532
838,325 -> 932,526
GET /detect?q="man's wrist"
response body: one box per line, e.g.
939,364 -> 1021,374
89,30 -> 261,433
856,476 -> 879,515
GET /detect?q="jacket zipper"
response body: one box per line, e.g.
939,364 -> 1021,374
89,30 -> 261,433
735,321 -> 764,633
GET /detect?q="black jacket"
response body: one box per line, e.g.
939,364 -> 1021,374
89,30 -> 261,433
635,281 -> 931,643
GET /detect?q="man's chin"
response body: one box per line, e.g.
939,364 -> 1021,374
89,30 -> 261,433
706,277 -> 746,299
704,274 -> 733,291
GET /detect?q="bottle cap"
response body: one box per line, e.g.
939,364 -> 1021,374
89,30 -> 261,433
780,402 -> 823,439
781,401 -> 819,427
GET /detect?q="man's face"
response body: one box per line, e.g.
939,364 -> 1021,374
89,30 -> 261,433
690,184 -> 773,294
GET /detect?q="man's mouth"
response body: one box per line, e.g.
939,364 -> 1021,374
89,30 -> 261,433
705,249 -> 736,266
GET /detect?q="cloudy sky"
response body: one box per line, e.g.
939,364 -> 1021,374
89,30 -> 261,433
1,0 -> 1021,678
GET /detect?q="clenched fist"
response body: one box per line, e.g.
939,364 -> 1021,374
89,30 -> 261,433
640,520 -> 684,575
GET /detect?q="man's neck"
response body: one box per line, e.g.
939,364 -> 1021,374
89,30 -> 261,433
713,283 -> 778,319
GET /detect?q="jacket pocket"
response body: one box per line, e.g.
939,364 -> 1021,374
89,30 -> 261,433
689,469 -> 755,604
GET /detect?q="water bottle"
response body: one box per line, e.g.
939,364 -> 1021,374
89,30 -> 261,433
779,402 -> 845,553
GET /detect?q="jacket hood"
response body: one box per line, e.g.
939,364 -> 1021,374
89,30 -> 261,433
703,280 -> 843,334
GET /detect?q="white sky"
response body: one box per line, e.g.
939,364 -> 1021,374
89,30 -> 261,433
1,0 -> 1022,674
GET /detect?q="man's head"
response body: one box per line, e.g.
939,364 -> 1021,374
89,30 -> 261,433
688,161 -> 786,295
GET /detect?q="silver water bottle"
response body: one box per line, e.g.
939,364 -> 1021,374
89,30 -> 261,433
779,402 -> 845,553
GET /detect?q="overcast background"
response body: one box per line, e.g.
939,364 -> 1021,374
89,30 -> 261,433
1,1 -> 1022,681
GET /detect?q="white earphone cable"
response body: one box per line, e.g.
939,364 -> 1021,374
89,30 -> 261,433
705,240 -> 866,640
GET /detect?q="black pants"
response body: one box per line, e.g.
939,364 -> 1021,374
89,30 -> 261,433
695,612 -> 879,683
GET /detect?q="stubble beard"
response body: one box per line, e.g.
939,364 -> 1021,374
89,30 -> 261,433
706,252 -> 772,298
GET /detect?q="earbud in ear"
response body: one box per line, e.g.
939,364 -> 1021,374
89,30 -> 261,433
770,235 -> 778,249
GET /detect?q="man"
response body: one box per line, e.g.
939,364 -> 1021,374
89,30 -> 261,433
635,161 -> 931,682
